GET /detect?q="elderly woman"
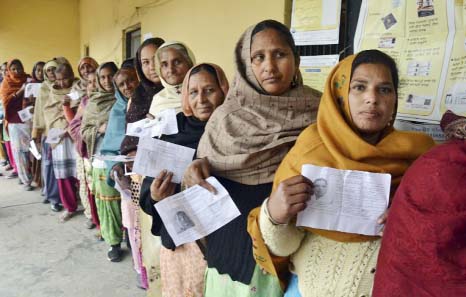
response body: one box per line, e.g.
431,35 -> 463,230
139,63 -> 228,297
183,20 -> 321,296
0,59 -> 33,190
373,110 -> 466,297
248,50 -> 436,297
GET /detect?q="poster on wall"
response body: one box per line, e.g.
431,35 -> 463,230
299,55 -> 340,91
354,0 -> 466,123
291,0 -> 342,45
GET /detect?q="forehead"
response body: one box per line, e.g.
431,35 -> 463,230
251,28 -> 290,50
189,70 -> 216,85
141,44 -> 157,58
115,71 -> 136,82
99,67 -> 114,76
351,63 -> 393,83
159,47 -> 185,61
79,62 -> 94,69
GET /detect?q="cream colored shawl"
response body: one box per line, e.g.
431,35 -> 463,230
197,26 -> 321,185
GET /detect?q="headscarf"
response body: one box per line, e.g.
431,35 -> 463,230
196,25 -> 321,185
32,60 -> 58,137
101,67 -> 137,175
440,110 -> 466,140
181,63 -> 229,117
71,57 -> 99,107
80,62 -> 118,158
0,59 -> 28,123
147,41 -> 196,116
373,117 -> 466,296
119,37 -> 165,155
247,53 -> 436,286
31,61 -> 45,82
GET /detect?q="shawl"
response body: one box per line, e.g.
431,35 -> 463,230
247,53 -> 436,285
120,37 -> 165,154
68,95 -> 90,157
32,60 -> 59,137
100,68 -> 137,176
373,139 -> 466,296
440,110 -> 466,140
0,60 -> 28,124
80,65 -> 117,158
196,26 -> 321,185
147,41 -> 196,117
181,63 -> 229,117
43,86 -> 72,138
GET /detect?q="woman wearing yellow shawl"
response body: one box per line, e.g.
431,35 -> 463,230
247,50 -> 435,297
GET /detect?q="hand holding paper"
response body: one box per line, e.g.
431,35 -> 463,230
154,176 -> 241,246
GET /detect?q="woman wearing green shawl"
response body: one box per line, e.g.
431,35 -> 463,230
80,61 -> 123,262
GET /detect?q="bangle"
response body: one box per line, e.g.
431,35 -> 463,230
264,198 -> 289,226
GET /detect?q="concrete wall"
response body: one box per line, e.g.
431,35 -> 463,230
0,0 -> 80,73
79,0 -> 290,78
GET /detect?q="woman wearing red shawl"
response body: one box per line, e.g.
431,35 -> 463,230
373,110 -> 466,297
0,59 -> 33,190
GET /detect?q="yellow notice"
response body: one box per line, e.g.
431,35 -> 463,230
300,55 -> 340,92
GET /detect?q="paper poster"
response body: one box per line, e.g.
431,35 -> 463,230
394,119 -> 445,142
300,55 -> 340,91
355,0 -> 466,122
291,0 -> 342,45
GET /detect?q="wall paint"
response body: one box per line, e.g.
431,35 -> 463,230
80,0 -> 290,78
0,0 -> 80,73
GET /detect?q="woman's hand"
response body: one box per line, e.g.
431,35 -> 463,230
183,158 -> 216,193
63,95 -> 71,106
109,163 -> 124,181
267,175 -> 313,224
150,170 -> 176,201
98,123 -> 107,134
377,209 -> 389,236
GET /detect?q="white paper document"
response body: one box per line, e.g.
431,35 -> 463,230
132,137 -> 195,183
94,155 -> 135,162
29,140 -> 41,160
126,109 -> 178,138
154,176 -> 241,246
113,172 -> 132,200
67,91 -> 80,101
24,83 -> 41,98
45,128 -> 66,144
17,106 -> 33,122
298,164 -> 391,236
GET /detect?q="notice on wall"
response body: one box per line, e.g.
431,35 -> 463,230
355,0 -> 466,123
300,55 -> 340,91
291,0 -> 342,45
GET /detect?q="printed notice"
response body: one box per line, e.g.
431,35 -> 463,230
300,55 -> 340,91
29,140 -> 41,160
24,83 -> 41,98
297,164 -> 391,236
154,177 -> 241,246
94,155 -> 135,162
67,91 -> 80,101
132,137 -> 195,184
113,172 -> 132,200
126,109 -> 178,138
18,106 -> 33,122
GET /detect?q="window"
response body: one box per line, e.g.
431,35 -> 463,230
124,25 -> 141,59
84,44 -> 90,57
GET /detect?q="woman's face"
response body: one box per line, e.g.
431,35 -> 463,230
99,67 -> 115,92
250,28 -> 296,96
159,47 -> 191,85
46,66 -> 56,81
115,71 -> 139,99
188,70 -> 225,121
86,72 -> 97,95
55,72 -> 74,89
9,63 -> 24,76
141,44 -> 160,84
348,63 -> 396,137
35,64 -> 44,81
79,63 -> 96,81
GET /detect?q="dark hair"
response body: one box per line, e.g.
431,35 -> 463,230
351,50 -> 399,95
99,61 -> 118,75
121,58 -> 135,69
10,59 -> 24,69
190,63 -> 218,80
55,63 -> 75,78
32,61 -> 45,81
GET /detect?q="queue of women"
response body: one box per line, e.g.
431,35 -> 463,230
0,19 -> 464,297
